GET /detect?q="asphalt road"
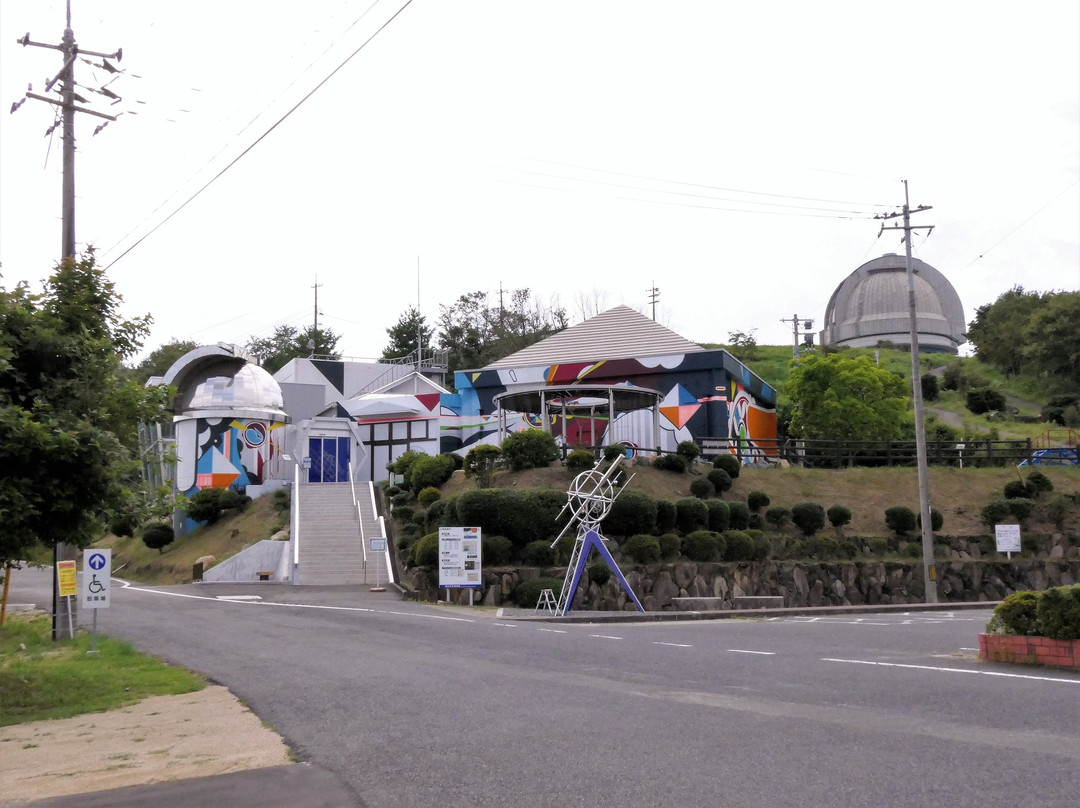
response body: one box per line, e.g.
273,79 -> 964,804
9,570 -> 1080,808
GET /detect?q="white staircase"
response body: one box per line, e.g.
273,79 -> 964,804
294,481 -> 392,586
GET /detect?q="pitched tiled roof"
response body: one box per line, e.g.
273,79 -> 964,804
484,305 -> 704,370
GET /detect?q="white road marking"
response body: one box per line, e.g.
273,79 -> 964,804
654,641 -> 693,648
494,622 -> 518,628
589,634 -> 623,640
216,595 -> 262,601
823,657 -> 1080,685
728,649 -> 776,655
537,628 -> 568,634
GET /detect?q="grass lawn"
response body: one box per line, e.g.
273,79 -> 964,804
0,614 -> 204,728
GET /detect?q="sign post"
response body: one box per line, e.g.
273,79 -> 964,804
81,549 -> 112,653
369,537 -> 387,592
55,561 -> 77,639
438,527 -> 482,606
995,524 -> 1021,560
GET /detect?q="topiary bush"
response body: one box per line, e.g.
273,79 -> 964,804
690,478 -> 715,500
410,454 -> 456,492
992,590 -> 1042,636
676,440 -> 701,464
1006,498 -> 1034,523
1036,584 -> 1080,641
482,535 -> 513,565
916,507 -> 944,532
1003,480 -> 1033,500
602,490 -> 658,538
706,499 -> 730,532
747,490 -> 770,513
712,453 -> 741,479
728,501 -> 750,530
803,535 -> 842,559
966,387 -> 1006,415
683,530 -> 722,562
219,489 -> 251,512
390,450 -> 425,486
141,522 -> 175,554
624,534 -> 662,564
501,429 -> 559,471
765,506 -> 790,531
706,468 -> 732,496
411,532 -> 439,568
721,530 -> 754,562
602,444 -> 626,463
417,487 -> 442,508
524,540 -> 557,567
658,533 -> 681,560
654,453 -> 687,473
1026,470 -> 1053,497
826,505 -> 852,533
463,444 -> 502,488
587,561 -> 612,587
655,499 -> 677,533
675,497 -> 708,534
885,505 -> 917,537
790,502 -> 826,537
981,499 -> 1011,527
514,577 -> 564,609
566,449 -> 596,474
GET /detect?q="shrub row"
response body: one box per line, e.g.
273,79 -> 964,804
990,585 -> 1080,641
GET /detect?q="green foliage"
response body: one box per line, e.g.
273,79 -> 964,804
110,513 -> 138,537
391,450 -> 425,485
381,306 -> 434,361
727,501 -> 751,530
826,504 -> 852,530
706,468 -> 733,495
690,478 -> 715,500
141,522 -> 175,554
588,561 -> 612,586
1036,585 -> 1080,641
765,506 -> 790,531
869,538 -> 890,555
884,505 -> 916,536
513,577 -> 564,609
683,530 -> 722,562
747,490 -> 770,512
721,530 -> 754,561
676,441 -> 701,463
920,373 -> 939,401
658,533 -> 681,560
965,387 -> 1006,415
624,534 -> 662,564
501,430 -> 559,471
129,339 -> 200,384
409,454 -> 455,492
602,490 -> 658,537
655,499 -> 677,533
653,453 -> 687,473
706,499 -> 730,532
804,535 -> 844,559
993,590 -> 1042,636
524,540 -> 557,566
981,499 -> 1011,527
218,489 -> 250,512
785,353 -> 909,441
566,449 -> 596,474
184,488 -> 226,525
411,532 -> 439,568
417,487 -> 442,508
1005,498 -> 1034,523
902,542 -> 923,559
245,324 -> 340,374
393,504 -> 416,524
1042,394 -> 1080,426
455,489 -> 560,547
790,502 -> 826,537
711,453 -> 741,479
271,489 -> 291,513
602,445 -> 626,463
1047,495 -> 1071,530
0,252 -> 170,565
916,507 -> 944,532
675,497 -> 708,534
463,444 -> 502,488
482,535 -> 513,565
1026,471 -> 1053,496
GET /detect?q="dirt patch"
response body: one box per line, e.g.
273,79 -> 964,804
0,686 -> 290,806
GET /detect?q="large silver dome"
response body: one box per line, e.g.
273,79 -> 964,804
187,363 -> 284,412
819,254 -> 965,354
161,344 -> 287,417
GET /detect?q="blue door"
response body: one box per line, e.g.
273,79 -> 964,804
308,436 -> 350,483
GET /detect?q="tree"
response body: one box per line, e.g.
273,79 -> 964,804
0,251 -> 169,568
464,444 -> 502,488
1023,291 -> 1080,390
381,306 -> 434,362
246,324 -> 340,374
785,353 -> 909,441
141,522 -> 175,554
726,328 -> 759,361
128,339 -> 199,384
967,286 -> 1044,377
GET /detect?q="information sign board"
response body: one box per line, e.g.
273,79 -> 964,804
369,538 -> 387,552
56,560 -> 78,597
438,526 -> 482,589
995,524 -> 1022,554
81,549 -> 112,609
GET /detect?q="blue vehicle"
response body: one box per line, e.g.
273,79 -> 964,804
1019,447 -> 1079,466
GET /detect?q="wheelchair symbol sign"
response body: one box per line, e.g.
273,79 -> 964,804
82,549 -> 111,609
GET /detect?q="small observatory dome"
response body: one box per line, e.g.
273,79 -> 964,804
819,254 -> 966,354
162,344 -> 286,418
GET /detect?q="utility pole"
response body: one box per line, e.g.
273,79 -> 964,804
780,315 -> 814,360
876,180 -> 938,603
312,276 -> 323,334
12,1 -> 122,639
647,283 -> 659,320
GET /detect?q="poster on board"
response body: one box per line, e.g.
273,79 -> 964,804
438,526 -> 482,589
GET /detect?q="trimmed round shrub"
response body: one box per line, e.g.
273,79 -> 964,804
690,478 -> 716,500
417,487 -> 442,508
390,450 -> 425,484
747,490 -> 770,513
706,499 -> 730,532
749,532 -> 771,561
624,534 -> 662,564
765,506 -> 790,531
110,513 -> 138,537
656,499 -> 677,533
826,505 -> 852,531
658,532 -> 682,560
426,498 -> 450,527
676,440 -> 701,463
654,453 -> 687,473
566,449 -> 596,474
391,492 -> 411,507
602,490 -> 658,538
790,502 -> 826,537
410,454 -> 456,492
1006,498 -> 1034,523
748,513 -> 764,530
482,535 -> 513,565
728,501 -> 751,530
501,430 -> 559,471
706,468 -> 733,496
1026,470 -> 1054,496
712,453 -> 741,479
1036,585 -> 1080,641
411,510 -> 429,528
1003,480 -> 1033,500
396,532 -> 418,555
675,497 -> 708,534
980,499 -> 1011,527
184,488 -> 224,524
385,485 -> 402,497
514,577 -> 564,609
683,530 -> 722,562
804,536 -> 842,559
464,444 -> 503,488
722,530 -> 754,562
588,562 -> 612,587
994,590 -> 1041,636
524,540 -> 557,567
902,542 -> 923,559
916,508 -> 944,531
602,444 -> 626,462
411,532 -> 439,568
218,489 -> 250,512
393,504 -> 416,524
885,506 -> 917,536
869,538 -> 890,555
142,522 -> 175,554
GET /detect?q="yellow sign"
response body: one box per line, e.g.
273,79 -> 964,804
56,560 -> 78,597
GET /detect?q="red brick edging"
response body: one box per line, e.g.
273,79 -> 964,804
978,633 -> 1080,669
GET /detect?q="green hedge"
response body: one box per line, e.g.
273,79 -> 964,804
991,585 -> 1080,641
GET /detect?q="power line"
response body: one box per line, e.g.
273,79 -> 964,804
963,178 -> 1080,269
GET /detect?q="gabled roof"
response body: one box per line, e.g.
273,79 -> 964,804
483,305 -> 704,370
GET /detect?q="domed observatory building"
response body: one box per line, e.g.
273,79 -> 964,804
819,254 -> 966,354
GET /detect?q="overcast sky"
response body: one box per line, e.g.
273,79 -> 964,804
1,1 -> 1077,362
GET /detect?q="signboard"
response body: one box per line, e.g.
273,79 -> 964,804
56,560 -> 78,597
369,538 -> 387,552
81,549 -> 112,609
995,524 -> 1021,554
438,526 -> 482,589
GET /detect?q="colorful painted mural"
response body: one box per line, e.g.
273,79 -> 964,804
178,417 -> 286,495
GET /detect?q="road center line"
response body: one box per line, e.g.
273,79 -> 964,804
823,657 -> 1080,685
654,641 -> 693,648
728,649 -> 776,655
537,628 -> 567,634
589,634 -> 623,640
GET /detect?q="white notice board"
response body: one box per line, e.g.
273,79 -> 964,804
438,526 -> 482,589
995,524 -> 1021,553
